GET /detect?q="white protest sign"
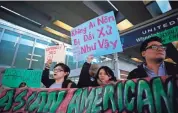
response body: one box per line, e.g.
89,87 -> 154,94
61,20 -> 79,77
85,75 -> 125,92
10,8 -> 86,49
45,43 -> 66,63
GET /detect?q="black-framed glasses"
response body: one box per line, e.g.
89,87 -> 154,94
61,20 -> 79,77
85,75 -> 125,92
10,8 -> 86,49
53,68 -> 64,72
145,45 -> 167,51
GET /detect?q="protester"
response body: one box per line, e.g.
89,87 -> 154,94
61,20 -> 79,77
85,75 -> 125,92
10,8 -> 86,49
42,60 -> 77,88
127,36 -> 178,79
77,55 -> 100,88
94,66 -> 117,86
19,82 -> 27,88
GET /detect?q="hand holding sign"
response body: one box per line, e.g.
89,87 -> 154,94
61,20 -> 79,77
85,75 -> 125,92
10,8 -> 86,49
45,59 -> 52,69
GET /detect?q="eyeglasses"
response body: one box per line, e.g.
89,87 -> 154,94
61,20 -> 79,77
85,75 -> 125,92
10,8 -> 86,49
145,45 -> 166,51
53,68 -> 64,72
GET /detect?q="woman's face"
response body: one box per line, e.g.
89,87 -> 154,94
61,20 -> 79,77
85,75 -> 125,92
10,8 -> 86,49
98,69 -> 111,83
53,66 -> 67,80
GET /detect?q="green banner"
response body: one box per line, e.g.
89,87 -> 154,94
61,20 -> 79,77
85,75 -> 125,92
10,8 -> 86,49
2,69 -> 42,88
154,26 -> 178,44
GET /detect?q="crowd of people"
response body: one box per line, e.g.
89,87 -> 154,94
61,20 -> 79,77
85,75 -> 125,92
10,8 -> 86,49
7,36 -> 177,89
40,36 -> 178,89
0,36 -> 177,92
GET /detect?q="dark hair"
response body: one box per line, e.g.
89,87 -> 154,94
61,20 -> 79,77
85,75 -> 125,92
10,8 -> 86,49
54,63 -> 70,80
140,36 -> 162,53
19,82 -> 27,88
96,66 -> 117,81
140,36 -> 162,59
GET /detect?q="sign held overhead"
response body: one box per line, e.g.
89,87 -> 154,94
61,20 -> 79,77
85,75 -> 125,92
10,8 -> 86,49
71,11 -> 123,61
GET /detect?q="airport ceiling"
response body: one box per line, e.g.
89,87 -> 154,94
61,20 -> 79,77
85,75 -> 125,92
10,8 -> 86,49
0,1 -> 178,62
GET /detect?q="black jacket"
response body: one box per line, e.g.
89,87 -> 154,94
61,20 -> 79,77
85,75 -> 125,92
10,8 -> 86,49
77,62 -> 99,88
128,43 -> 178,79
41,68 -> 77,88
127,62 -> 178,79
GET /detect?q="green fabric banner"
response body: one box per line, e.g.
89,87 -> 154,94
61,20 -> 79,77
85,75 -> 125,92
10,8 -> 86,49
154,26 -> 178,44
2,68 -> 42,88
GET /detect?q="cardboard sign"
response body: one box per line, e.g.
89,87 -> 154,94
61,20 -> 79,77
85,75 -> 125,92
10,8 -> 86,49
2,68 -> 42,88
71,11 -> 123,61
45,44 -> 66,63
0,76 -> 177,113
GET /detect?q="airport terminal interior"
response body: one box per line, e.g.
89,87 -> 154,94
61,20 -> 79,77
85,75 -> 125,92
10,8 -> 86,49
0,1 -> 178,84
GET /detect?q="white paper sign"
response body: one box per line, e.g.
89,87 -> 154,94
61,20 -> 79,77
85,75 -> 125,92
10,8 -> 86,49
45,44 -> 66,63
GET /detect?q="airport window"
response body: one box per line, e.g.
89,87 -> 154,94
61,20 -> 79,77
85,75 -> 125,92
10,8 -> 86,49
31,39 -> 49,70
0,29 -> 20,67
0,22 -> 79,71
66,48 -> 77,70
78,60 -> 85,68
14,35 -> 35,69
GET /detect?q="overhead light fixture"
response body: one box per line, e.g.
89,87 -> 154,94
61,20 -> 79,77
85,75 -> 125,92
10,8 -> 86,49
156,0 -> 172,13
53,20 -> 73,31
107,0 -> 118,11
43,27 -> 69,39
131,57 -> 143,63
117,19 -> 133,31
0,5 -> 41,26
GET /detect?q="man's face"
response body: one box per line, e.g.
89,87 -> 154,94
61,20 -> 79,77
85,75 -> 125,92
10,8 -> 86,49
142,41 -> 166,62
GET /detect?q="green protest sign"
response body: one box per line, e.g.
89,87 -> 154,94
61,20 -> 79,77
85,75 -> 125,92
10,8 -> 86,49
2,68 -> 42,88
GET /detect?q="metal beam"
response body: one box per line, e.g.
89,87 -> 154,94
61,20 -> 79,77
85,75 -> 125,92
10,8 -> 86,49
0,1 -> 52,25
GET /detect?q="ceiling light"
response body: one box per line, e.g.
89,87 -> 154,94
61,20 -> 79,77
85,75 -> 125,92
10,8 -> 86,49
43,27 -> 69,39
107,0 -> 118,11
131,58 -> 143,63
53,20 -> 73,31
117,19 -> 133,31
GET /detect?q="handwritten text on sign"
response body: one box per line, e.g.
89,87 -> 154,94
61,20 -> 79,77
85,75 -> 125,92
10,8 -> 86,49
0,76 -> 177,113
71,11 -> 123,61
45,44 -> 66,63
2,69 -> 42,88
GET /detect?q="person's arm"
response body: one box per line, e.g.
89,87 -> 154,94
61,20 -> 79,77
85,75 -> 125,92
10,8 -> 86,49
41,60 -> 55,88
77,55 -> 93,88
77,62 -> 91,88
41,68 -> 55,88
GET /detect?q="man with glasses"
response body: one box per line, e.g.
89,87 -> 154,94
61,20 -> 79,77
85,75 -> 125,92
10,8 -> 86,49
127,36 -> 178,79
